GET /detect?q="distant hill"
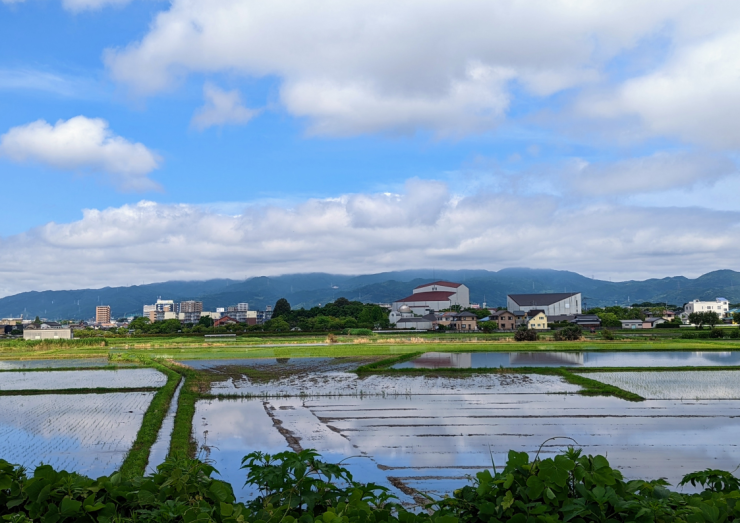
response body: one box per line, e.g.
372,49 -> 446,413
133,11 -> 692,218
2,268 -> 740,320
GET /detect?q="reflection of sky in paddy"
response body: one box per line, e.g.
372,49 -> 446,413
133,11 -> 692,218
196,392 -> 740,503
0,369 -> 168,390
0,392 -> 153,477
0,358 -> 112,370
393,351 -> 740,369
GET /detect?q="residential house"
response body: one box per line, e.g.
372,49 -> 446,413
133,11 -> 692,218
447,311 -> 478,331
490,310 -> 516,330
620,319 -> 643,329
525,310 -> 548,330
214,315 -> 238,327
570,314 -> 601,329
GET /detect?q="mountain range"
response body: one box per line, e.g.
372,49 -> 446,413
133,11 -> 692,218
2,268 -> 740,320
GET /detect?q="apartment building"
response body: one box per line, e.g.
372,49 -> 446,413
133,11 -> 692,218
179,300 -> 203,323
96,305 -> 111,324
681,298 -> 730,323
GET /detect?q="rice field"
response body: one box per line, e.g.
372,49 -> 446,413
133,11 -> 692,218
586,370 -> 740,399
0,358 -> 112,370
0,392 -> 153,476
209,371 -> 580,396
195,393 -> 740,503
0,368 -> 168,390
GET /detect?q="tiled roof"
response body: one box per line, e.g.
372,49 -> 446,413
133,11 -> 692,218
526,309 -> 546,317
395,291 -> 455,303
414,281 -> 463,289
508,292 -> 579,306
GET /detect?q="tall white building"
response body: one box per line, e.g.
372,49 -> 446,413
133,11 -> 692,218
392,281 -> 470,314
681,298 -> 730,323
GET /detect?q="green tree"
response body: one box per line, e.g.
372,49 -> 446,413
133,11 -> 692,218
128,316 -> 151,331
198,315 -> 214,328
597,312 -> 621,328
33,316 -> 41,326
733,311 -> 740,325
267,317 -> 290,332
272,298 -> 291,319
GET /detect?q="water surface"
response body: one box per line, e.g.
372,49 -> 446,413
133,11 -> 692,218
0,369 -> 168,390
393,351 -> 740,369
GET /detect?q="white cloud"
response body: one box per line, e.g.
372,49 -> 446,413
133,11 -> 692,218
577,12 -> 740,148
1,178 -> 740,297
565,152 -> 737,196
105,0 -> 683,136
1,0 -> 26,4
191,83 -> 257,130
0,116 -> 161,192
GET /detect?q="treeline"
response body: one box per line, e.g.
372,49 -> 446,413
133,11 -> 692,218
271,297 -> 390,331
2,448 -> 739,523
588,305 -> 683,328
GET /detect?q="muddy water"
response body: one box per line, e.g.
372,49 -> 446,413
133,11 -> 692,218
393,351 -> 740,369
194,388 -> 740,504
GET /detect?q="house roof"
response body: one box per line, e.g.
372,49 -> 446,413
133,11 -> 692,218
508,292 -> 579,306
490,310 -> 514,318
452,312 -> 477,320
620,319 -> 643,323
413,281 -> 462,290
395,291 -> 455,303
526,309 -> 546,318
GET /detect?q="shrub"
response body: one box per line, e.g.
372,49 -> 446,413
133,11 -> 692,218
514,327 -> 538,341
2,450 -> 740,523
710,327 -> 725,338
601,328 -> 615,340
553,324 -> 583,341
343,328 -> 374,335
730,328 -> 740,339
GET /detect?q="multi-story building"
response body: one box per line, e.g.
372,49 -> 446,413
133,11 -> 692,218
96,305 -> 111,324
143,299 -> 176,321
681,298 -> 730,323
257,306 -> 273,325
392,281 -> 470,314
179,301 -> 203,323
507,292 -> 581,316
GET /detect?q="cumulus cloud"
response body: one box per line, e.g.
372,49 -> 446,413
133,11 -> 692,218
0,116 -> 161,192
2,179 -> 740,297
191,83 -> 258,130
104,0 -> 683,136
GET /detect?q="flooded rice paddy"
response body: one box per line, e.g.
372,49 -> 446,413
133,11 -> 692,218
0,392 -> 153,476
587,370 -> 740,399
0,358 -> 112,370
195,393 -> 740,503
0,368 -> 168,390
393,351 -> 740,369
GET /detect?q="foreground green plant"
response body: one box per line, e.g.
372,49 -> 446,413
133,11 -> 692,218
1,448 -> 739,523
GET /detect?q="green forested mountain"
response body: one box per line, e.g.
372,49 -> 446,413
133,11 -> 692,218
2,268 -> 740,320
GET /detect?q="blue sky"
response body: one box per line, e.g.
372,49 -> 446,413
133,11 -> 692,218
1,0 -> 739,296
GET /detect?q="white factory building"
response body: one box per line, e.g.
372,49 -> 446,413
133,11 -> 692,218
507,292 -> 582,316
391,281 -> 470,316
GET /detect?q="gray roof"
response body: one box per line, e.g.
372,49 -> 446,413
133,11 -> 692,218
508,292 -> 579,306
397,317 -> 432,323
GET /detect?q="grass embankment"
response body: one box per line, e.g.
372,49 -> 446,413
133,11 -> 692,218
0,387 -> 161,396
168,364 -> 207,459
119,361 -> 183,478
